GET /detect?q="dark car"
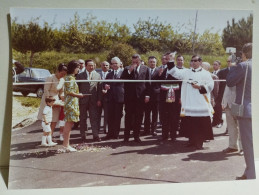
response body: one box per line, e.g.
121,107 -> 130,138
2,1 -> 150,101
13,67 -> 51,98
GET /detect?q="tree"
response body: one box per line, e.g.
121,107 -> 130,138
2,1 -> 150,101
222,14 -> 253,53
195,30 -> 225,55
11,20 -> 54,66
130,17 -> 175,53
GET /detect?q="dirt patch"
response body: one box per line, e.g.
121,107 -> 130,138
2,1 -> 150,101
12,97 -> 39,130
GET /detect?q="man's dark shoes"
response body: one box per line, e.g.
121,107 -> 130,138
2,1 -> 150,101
236,175 -> 247,180
93,136 -> 101,142
141,131 -> 150,136
184,142 -> 194,147
134,138 -> 142,143
103,135 -> 112,140
151,131 -> 157,136
222,147 -> 238,153
123,138 -> 129,143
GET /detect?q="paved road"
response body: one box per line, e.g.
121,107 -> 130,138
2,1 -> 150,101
8,114 -> 246,189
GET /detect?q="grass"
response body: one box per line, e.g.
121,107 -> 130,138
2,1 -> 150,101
15,96 -> 41,108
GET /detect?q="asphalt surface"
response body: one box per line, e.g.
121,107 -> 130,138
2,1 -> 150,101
8,114 -> 246,189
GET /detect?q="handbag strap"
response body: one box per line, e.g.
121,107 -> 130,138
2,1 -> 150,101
241,61 -> 249,105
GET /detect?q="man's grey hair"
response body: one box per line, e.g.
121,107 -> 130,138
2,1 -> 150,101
132,54 -> 141,59
111,56 -> 121,63
201,62 -> 211,71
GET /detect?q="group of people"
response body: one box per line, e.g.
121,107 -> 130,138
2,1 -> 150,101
37,43 -> 254,180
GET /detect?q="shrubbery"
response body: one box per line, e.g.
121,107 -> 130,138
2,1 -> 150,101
15,97 -> 41,108
106,43 -> 136,67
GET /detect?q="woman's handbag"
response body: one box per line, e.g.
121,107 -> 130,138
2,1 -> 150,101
231,62 -> 249,117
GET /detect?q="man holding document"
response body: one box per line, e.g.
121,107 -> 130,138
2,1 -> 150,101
167,54 -> 214,150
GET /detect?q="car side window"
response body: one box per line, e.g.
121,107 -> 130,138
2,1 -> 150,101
26,69 -> 30,77
19,70 -> 27,77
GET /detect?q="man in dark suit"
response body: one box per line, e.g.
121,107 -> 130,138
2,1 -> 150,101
98,61 -> 110,134
158,54 -> 182,141
120,54 -> 151,142
76,59 -> 102,142
227,43 -> 255,180
143,56 -> 160,136
103,57 -> 124,140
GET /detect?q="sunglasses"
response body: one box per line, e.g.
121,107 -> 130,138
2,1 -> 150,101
191,59 -> 199,62
227,61 -> 231,62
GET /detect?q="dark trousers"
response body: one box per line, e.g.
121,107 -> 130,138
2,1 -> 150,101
107,101 -> 123,138
98,99 -> 108,132
187,116 -> 214,148
212,102 -> 223,125
79,102 -> 99,139
160,101 -> 178,139
124,99 -> 144,140
144,101 -> 158,133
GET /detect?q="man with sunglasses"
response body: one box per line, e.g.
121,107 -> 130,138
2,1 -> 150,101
167,55 -> 214,149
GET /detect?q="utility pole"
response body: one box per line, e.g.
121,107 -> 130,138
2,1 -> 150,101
192,10 -> 198,54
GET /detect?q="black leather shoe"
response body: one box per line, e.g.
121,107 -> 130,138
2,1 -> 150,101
184,143 -> 194,147
141,131 -> 150,136
103,135 -> 112,140
123,138 -> 129,142
93,137 -> 101,142
134,138 -> 142,143
236,175 -> 247,180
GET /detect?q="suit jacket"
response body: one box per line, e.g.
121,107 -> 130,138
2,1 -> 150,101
76,70 -> 102,105
158,67 -> 182,102
99,71 -> 109,102
222,86 -> 236,109
148,68 -> 160,102
120,65 -> 151,102
226,60 -> 252,118
105,69 -> 124,103
216,68 -> 229,104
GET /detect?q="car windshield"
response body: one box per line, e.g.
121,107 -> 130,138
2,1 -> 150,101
31,69 -> 51,78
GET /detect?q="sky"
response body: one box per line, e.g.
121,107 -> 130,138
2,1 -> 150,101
10,8 -> 252,35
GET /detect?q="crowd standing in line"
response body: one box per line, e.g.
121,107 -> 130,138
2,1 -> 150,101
36,42 -> 255,179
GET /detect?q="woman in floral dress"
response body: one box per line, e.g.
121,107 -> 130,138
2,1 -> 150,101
63,60 -> 85,152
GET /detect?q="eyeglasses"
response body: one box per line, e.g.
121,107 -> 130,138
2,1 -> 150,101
227,61 -> 231,62
191,59 -> 199,62
103,65 -> 109,67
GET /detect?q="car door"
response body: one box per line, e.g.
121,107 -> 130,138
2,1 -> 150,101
16,68 -> 32,91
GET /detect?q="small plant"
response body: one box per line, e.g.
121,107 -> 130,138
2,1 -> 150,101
15,96 -> 41,108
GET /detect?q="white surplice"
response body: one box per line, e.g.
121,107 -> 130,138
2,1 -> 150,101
167,66 -> 214,117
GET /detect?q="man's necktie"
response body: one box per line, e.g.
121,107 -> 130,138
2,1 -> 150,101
114,70 -> 117,79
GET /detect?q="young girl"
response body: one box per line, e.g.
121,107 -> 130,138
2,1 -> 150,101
41,97 -> 58,147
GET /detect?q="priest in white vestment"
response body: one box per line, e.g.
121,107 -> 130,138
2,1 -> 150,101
167,55 -> 214,149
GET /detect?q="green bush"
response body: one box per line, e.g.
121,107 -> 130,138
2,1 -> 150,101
15,97 -> 41,108
106,43 -> 136,66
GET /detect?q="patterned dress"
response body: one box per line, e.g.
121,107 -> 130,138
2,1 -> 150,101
64,75 -> 80,122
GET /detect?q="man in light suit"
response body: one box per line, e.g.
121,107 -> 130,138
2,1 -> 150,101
222,56 -> 242,154
120,54 -> 151,143
103,57 -> 124,140
226,43 -> 255,180
212,60 -> 224,128
76,59 -> 102,142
